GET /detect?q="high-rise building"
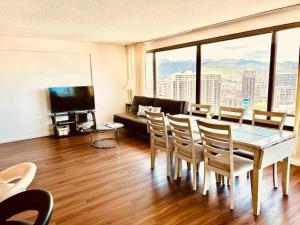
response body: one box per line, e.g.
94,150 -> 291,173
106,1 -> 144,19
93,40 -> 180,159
274,73 -> 297,114
201,74 -> 221,111
242,71 -> 256,111
157,71 -> 196,103
222,97 -> 243,108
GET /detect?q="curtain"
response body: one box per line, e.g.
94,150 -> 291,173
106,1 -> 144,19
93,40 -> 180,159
294,48 -> 300,162
126,43 -> 146,102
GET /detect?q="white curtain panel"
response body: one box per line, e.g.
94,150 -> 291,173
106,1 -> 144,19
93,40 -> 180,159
126,43 -> 146,98
295,69 -> 300,159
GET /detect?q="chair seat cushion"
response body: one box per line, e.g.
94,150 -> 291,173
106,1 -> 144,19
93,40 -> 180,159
154,135 -> 174,148
178,144 -> 203,160
234,150 -> 254,160
209,155 -> 253,172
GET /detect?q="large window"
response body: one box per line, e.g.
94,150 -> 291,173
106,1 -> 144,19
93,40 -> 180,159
155,46 -> 196,103
201,34 -> 271,116
273,28 -> 300,125
146,25 -> 300,128
145,53 -> 154,97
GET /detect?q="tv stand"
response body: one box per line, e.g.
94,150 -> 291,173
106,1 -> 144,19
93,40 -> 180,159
51,110 -> 96,138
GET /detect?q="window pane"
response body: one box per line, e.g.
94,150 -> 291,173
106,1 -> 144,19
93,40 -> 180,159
145,53 -> 154,97
201,34 -> 272,117
273,28 -> 300,126
156,46 -> 196,103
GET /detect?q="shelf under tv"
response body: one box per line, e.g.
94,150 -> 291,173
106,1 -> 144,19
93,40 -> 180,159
51,110 -> 96,138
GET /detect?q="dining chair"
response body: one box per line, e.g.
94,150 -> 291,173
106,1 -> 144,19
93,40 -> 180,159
218,106 -> 245,124
190,103 -> 212,118
146,111 -> 174,177
235,110 -> 287,188
167,114 -> 203,191
217,106 -> 245,183
198,120 -> 253,209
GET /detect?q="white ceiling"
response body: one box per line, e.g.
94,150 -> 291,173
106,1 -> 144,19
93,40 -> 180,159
0,0 -> 299,45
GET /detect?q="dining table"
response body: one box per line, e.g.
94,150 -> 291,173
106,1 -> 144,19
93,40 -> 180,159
172,114 -> 297,216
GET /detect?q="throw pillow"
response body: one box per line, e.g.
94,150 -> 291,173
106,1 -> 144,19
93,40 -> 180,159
137,105 -> 151,116
149,106 -> 161,113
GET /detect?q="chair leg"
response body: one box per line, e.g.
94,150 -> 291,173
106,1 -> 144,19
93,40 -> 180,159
192,162 -> 197,190
186,162 -> 191,170
178,159 -> 182,178
174,154 -> 178,180
202,168 -> 211,195
219,174 -> 223,183
170,150 -> 173,162
166,150 -> 170,177
151,148 -> 156,169
215,173 -> 220,183
273,163 -> 278,188
196,163 -> 199,173
227,177 -> 230,186
230,175 -> 234,210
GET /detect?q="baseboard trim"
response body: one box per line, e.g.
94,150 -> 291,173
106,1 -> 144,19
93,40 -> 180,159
0,132 -> 52,144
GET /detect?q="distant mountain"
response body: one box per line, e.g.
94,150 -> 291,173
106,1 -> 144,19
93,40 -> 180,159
157,59 -> 196,75
157,58 -> 297,78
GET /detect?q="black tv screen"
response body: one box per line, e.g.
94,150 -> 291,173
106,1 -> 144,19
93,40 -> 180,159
49,86 -> 95,113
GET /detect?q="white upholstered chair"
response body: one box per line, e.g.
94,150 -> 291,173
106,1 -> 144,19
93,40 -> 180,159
0,162 -> 37,202
198,120 -> 253,209
146,111 -> 174,177
167,114 -> 203,191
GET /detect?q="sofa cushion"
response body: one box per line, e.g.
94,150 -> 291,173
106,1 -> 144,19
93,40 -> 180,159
132,96 -> 154,114
114,112 -> 147,125
153,98 -> 188,115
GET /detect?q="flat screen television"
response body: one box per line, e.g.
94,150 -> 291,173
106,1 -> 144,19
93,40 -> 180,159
49,86 -> 95,113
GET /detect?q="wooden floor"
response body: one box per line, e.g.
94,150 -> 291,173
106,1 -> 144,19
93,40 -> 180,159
1,131 -> 300,225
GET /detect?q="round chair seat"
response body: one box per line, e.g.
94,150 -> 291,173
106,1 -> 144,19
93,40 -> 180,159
0,163 -> 37,202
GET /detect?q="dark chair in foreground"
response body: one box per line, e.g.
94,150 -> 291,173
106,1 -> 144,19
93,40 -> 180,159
0,189 -> 53,225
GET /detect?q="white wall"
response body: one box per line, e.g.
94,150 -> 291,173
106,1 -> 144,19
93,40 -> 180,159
0,36 -> 127,143
145,5 -> 300,50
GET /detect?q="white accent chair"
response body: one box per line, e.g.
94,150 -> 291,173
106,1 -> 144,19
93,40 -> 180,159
0,162 -> 37,202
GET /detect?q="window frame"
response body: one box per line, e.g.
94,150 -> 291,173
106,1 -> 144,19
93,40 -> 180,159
146,22 -> 300,130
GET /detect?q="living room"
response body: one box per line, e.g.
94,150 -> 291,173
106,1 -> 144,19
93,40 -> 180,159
0,1 -> 299,225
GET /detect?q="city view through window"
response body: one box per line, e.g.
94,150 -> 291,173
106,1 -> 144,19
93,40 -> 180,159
201,33 -> 271,117
273,28 -> 300,125
155,46 -> 197,103
145,28 -> 299,126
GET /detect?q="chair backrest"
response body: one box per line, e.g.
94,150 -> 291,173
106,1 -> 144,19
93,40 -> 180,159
197,120 -> 233,173
145,111 -> 168,149
0,189 -> 53,225
189,103 -> 212,118
218,106 -> 245,124
167,115 -> 194,156
252,110 -> 286,131
0,162 -> 37,202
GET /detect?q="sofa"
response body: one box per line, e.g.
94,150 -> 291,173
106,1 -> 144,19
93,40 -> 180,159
113,96 -> 189,135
